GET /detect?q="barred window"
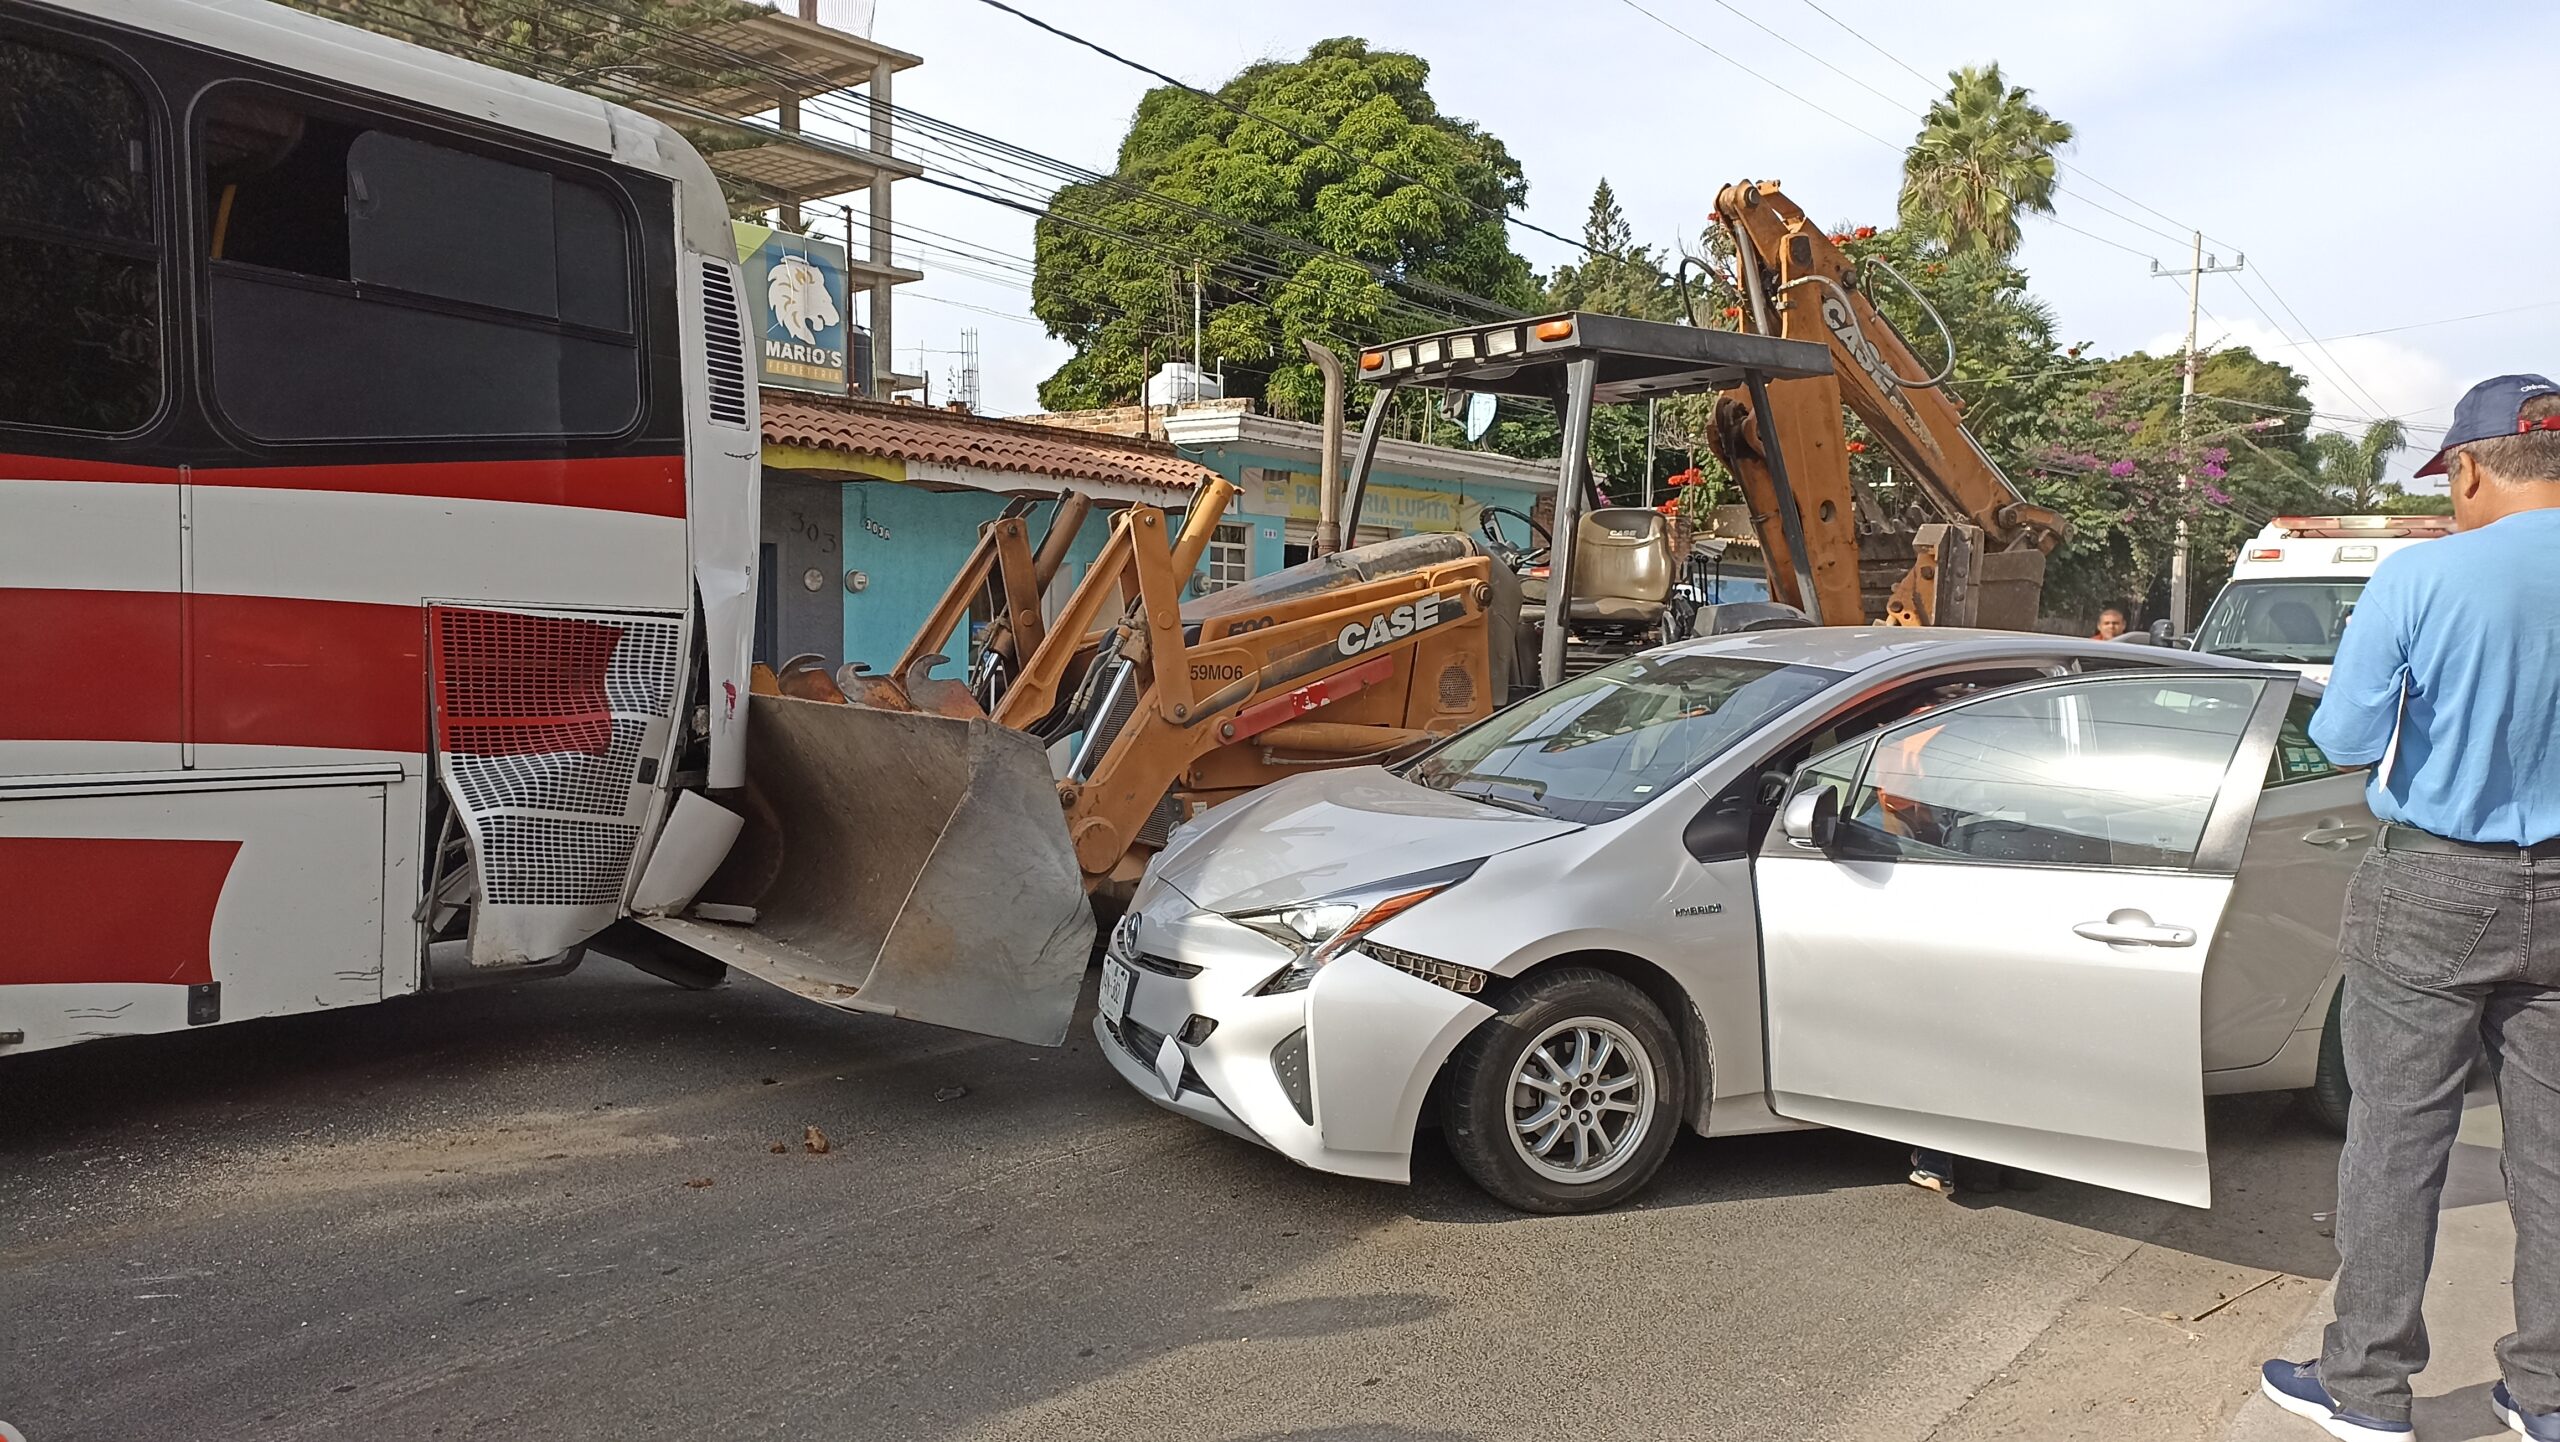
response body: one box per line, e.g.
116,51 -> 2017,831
1201,523 -> 1250,592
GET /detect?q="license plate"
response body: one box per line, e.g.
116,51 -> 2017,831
1098,956 -> 1135,1024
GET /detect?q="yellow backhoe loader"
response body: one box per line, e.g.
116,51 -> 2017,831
633,180 -> 2054,1053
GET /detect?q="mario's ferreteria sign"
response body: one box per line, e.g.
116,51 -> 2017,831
734,222 -> 850,396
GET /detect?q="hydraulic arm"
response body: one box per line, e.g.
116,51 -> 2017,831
1707,180 -> 2067,627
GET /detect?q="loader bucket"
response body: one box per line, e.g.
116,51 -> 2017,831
645,693 -> 1094,1046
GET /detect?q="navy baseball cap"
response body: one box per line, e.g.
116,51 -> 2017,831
2415,373 -> 2560,476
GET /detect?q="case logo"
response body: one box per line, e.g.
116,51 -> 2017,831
1337,594 -> 1447,657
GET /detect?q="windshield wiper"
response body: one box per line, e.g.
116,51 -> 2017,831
1445,781 -> 1551,816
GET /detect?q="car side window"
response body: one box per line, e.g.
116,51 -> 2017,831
2266,692 -> 2345,786
1833,675 -> 2268,870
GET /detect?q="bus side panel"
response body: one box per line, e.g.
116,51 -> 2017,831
0,778 -> 397,1053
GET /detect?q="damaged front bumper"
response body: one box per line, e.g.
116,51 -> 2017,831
1095,886 -> 1495,1185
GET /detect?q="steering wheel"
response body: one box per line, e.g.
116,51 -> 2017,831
1478,504 -> 1552,570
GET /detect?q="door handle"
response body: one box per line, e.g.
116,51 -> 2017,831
2073,914 -> 2197,947
2300,823 -> 2372,849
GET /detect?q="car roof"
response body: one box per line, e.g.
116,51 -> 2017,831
1660,625 -> 2286,675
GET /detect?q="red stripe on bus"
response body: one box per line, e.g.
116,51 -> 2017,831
0,837 -> 239,988
192,595 -> 429,753
0,452 -> 687,517
0,590 -> 426,752
0,589 -> 185,744
0,454 -> 174,485
198,455 -> 687,517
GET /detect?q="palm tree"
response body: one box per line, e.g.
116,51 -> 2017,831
1898,64 -> 2075,257
2308,418 -> 2410,512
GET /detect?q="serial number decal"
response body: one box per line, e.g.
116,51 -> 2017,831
1336,594 -> 1447,657
1190,662 -> 1247,681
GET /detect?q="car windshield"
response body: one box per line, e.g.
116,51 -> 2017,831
1404,652 -> 1839,824
2192,580 -> 2364,665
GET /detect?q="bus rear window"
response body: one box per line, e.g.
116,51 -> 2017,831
200,89 -> 639,443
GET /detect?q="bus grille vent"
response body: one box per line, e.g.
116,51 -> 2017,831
700,260 -> 751,428
430,605 -> 686,962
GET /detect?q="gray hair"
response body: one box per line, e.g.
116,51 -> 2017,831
2458,393 -> 2560,483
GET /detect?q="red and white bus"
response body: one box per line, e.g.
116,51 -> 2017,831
1,0 -> 781,1054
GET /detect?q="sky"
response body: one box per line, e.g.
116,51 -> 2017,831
846,0 -> 2559,485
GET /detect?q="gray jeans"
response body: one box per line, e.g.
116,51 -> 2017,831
2320,839 -> 2560,1423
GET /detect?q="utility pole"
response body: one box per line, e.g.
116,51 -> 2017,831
1191,262 -> 1203,405
2152,232 -> 2245,635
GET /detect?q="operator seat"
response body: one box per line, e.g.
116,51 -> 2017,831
1521,508 -> 1676,628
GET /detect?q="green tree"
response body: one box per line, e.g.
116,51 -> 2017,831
1898,64 -> 2074,258
1544,180 -> 1676,320
1030,39 -> 1537,418
2023,347 -> 2322,619
2306,418 -> 2411,512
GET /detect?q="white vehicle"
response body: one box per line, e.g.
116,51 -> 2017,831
1,0 -> 1084,1057
1097,629 -> 2370,1213
2189,514 -> 2454,683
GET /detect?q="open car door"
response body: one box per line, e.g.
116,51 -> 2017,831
1753,669 -> 2299,1207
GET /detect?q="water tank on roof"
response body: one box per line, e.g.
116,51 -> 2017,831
1146,362 -> 1224,408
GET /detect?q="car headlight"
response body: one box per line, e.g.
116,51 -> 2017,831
1228,859 -> 1482,995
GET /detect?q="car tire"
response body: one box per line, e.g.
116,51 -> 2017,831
1439,967 -> 1686,1214
2303,986 -> 2351,1136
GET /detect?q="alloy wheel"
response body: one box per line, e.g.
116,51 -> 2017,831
1505,1017 -> 1655,1184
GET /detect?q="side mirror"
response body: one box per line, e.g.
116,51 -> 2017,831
1780,786 -> 1840,849
2148,619 -> 2176,644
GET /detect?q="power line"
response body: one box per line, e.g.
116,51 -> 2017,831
2241,268 -> 2397,421
522,0 -> 1531,322
964,0 -> 1593,259
2214,271 -> 2386,423
2272,298 -> 2560,346
1607,0 -> 2166,262
326,4 -> 1419,356
1789,0 -> 1935,87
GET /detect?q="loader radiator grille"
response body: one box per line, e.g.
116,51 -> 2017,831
1135,793 -> 1183,850
431,606 -> 686,938
1437,661 -> 1474,713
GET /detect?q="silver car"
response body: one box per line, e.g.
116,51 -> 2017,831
1094,629 -> 2371,1213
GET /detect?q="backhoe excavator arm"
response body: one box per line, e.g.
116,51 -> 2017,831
1708,180 -> 2067,626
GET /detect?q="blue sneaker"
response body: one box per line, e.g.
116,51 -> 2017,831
2494,1379 -> 2560,1440
2258,1359 -> 2412,1440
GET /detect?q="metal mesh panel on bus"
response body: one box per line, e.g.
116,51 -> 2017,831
430,606 -> 685,920
472,818 -> 645,906
435,609 -> 620,757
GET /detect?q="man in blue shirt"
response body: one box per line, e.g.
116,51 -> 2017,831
2260,375 -> 2560,1442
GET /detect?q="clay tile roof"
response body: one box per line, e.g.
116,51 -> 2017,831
762,392 -> 1214,495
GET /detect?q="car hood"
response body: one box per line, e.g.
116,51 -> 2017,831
1150,766 -> 1583,914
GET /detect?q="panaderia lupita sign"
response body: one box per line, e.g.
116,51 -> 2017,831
733,222 -> 851,396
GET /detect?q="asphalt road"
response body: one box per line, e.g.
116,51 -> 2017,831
2,959 -> 2353,1442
